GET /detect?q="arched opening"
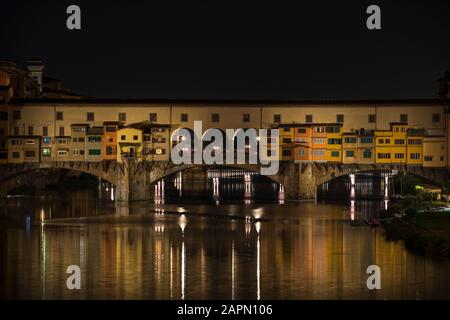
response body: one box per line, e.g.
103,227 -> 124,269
149,165 -> 283,205
0,167 -> 116,201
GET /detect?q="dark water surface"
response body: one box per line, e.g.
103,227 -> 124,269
1,187 -> 450,300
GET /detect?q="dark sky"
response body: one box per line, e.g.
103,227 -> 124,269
1,0 -> 449,100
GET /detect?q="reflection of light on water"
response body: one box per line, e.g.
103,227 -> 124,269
245,221 -> 252,237
40,208 -> 45,222
80,237 -> 85,266
154,224 -> 165,233
25,215 -> 31,235
252,208 -> 263,219
232,240 -> 235,300
110,187 -> 114,201
178,212 -> 188,300
384,174 -> 389,209
154,180 -> 165,204
155,208 -> 165,216
350,185 -> 355,199
174,172 -> 182,197
178,214 -> 188,233
213,177 -> 220,205
278,184 -> 285,204
40,220 -> 47,298
170,246 -> 173,299
350,200 -> 355,221
181,240 -> 186,300
349,173 -> 355,186
384,175 -> 389,198
255,222 -> 261,300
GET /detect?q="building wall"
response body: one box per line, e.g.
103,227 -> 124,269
423,137 -> 447,168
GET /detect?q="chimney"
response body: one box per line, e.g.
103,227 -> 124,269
26,58 -> 44,93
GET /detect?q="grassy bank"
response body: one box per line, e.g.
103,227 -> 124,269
381,201 -> 450,258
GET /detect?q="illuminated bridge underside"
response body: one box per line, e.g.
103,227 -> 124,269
0,161 -> 448,201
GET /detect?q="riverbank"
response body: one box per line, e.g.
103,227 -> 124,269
381,201 -> 450,258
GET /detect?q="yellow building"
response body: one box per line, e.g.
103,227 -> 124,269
357,131 -> 375,164
279,125 -> 295,161
406,128 -> 424,165
117,127 -> 143,162
423,136 -> 447,168
325,124 -> 342,162
342,132 -> 358,164
375,123 -> 407,164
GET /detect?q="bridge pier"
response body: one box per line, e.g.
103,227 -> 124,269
298,163 -> 317,201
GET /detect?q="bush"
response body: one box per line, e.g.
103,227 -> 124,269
404,207 -> 418,220
387,203 -> 402,215
379,209 -> 392,220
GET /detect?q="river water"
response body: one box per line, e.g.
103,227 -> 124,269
0,171 -> 449,300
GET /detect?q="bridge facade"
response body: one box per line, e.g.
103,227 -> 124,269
0,161 -> 448,201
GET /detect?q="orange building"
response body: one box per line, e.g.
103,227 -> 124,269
102,121 -> 121,161
294,124 -> 313,162
312,124 -> 327,162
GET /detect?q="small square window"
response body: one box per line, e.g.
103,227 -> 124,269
305,114 -> 313,123
336,114 -> 344,123
400,114 -> 408,123
119,112 -> 127,122
368,114 -> 376,123
56,111 -> 64,121
432,113 -> 440,123
181,113 -> 188,122
87,112 -> 95,121
13,110 -> 21,120
211,113 -> 220,122
243,113 -> 250,122
273,114 -> 281,123
149,113 -> 157,122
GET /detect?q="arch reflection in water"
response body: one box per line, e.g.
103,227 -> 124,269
159,167 -> 280,204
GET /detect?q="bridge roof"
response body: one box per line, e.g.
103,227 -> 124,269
8,98 -> 450,106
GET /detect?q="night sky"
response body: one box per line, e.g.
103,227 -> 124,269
1,0 -> 449,100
